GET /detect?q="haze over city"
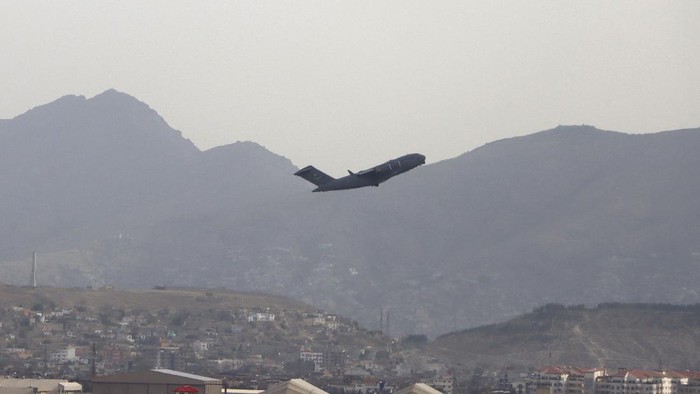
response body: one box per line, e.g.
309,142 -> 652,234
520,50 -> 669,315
4,1 -> 700,386
2,1 -> 699,173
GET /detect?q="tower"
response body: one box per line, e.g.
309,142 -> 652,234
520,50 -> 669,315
380,308 -> 384,333
31,252 -> 37,287
386,310 -> 390,337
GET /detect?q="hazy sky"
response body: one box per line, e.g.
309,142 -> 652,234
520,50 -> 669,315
2,1 -> 699,174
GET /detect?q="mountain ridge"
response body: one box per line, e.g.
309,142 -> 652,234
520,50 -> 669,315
1,90 -> 699,336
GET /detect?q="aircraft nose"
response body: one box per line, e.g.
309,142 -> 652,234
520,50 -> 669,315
417,154 -> 426,164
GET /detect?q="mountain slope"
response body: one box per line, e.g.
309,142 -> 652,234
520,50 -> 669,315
429,303 -> 700,370
2,91 -> 700,336
0,90 -> 199,255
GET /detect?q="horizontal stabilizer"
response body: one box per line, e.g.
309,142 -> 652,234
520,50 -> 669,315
294,165 -> 335,187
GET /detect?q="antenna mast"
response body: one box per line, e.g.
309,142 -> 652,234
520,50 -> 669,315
31,252 -> 37,287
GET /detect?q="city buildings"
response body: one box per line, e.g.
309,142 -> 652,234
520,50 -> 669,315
526,367 -> 700,394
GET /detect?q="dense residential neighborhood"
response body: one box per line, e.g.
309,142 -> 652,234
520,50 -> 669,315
0,287 -> 452,392
3,287 -> 700,394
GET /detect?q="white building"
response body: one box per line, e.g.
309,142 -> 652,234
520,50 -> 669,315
300,351 -> 324,372
193,340 -> 209,353
431,375 -> 454,394
49,346 -> 77,363
248,313 -> 275,322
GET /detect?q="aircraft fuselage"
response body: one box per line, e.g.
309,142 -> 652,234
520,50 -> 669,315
294,153 -> 426,192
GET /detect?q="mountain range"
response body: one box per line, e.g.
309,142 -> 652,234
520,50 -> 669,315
1,90 -> 699,336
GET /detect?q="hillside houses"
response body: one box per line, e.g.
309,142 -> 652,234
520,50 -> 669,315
0,296 -> 409,382
0,286 -> 461,394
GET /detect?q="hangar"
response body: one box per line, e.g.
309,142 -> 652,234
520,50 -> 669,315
92,369 -> 222,394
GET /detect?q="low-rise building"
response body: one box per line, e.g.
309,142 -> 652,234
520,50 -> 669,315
431,375 -> 454,394
248,313 -> 275,322
92,368 -> 222,394
300,351 -> 324,372
0,379 -> 82,394
529,367 -> 700,394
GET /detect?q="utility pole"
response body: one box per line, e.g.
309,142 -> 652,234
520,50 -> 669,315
31,252 -> 37,287
386,310 -> 390,337
380,309 -> 383,333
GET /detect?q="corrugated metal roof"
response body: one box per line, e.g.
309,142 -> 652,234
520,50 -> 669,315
93,369 -> 222,385
393,383 -> 442,394
264,379 -> 328,394
151,369 -> 220,383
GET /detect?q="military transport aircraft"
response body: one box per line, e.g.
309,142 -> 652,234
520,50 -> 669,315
294,153 -> 426,192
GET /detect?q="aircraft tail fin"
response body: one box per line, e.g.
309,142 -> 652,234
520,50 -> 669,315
294,165 -> 335,186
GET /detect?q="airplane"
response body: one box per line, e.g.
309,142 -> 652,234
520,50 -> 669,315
294,153 -> 426,192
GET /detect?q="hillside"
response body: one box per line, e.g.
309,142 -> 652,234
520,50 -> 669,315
0,284 -> 309,313
0,284 -> 402,379
430,303 -> 700,371
2,90 -> 700,336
